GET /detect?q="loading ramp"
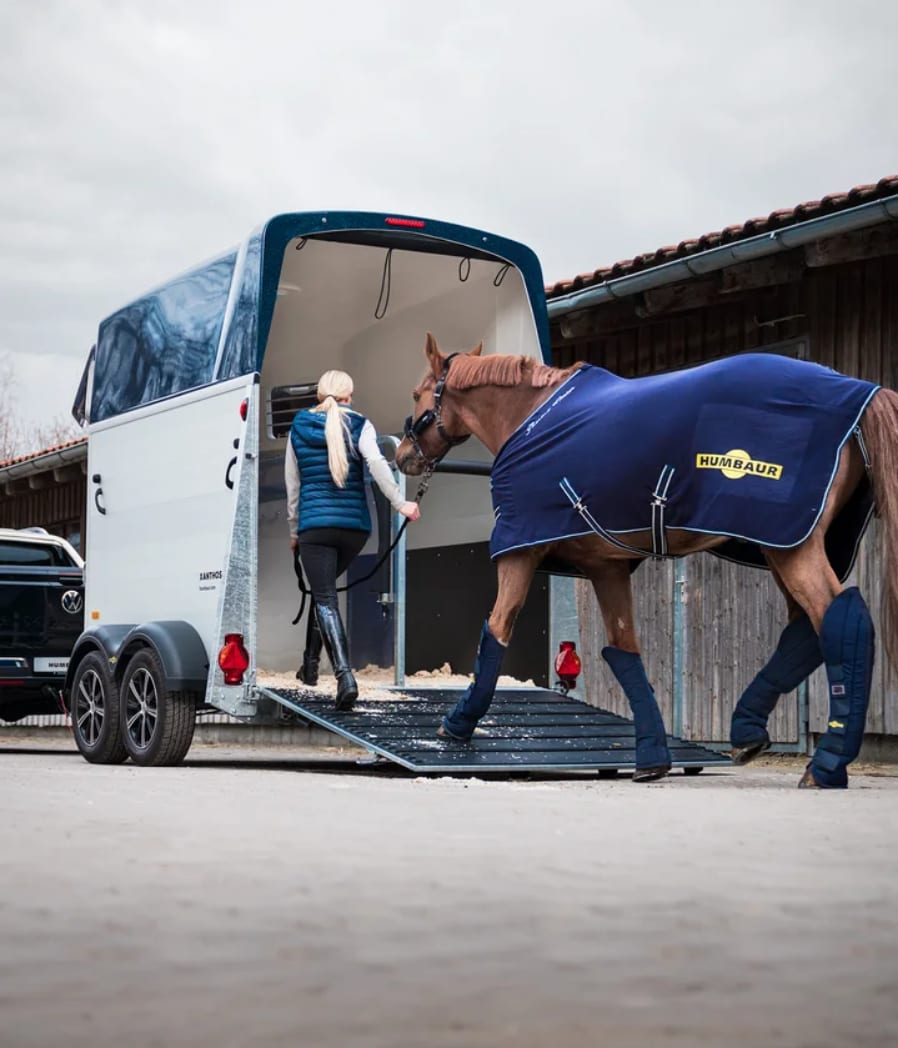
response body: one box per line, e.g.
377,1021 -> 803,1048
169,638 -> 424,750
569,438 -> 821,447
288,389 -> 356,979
260,686 -> 731,774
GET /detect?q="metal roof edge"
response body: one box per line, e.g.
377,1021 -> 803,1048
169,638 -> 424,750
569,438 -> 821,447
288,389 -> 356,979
0,440 -> 88,485
547,193 -> 898,319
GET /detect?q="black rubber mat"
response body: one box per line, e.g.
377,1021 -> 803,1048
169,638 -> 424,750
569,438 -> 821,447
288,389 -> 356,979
260,686 -> 731,774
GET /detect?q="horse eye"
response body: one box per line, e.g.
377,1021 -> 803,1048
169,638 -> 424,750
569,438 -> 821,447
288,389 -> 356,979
412,391 -> 420,403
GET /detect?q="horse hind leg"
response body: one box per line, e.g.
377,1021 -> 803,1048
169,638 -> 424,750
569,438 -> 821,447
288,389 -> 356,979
765,540 -> 875,789
730,569 -> 823,764
801,586 -> 875,788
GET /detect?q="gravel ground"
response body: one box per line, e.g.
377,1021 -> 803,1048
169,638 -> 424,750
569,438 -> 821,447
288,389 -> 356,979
1,736 -> 897,1048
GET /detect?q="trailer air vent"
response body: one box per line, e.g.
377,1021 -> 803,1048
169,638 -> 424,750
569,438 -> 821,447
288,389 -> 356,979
268,383 -> 319,439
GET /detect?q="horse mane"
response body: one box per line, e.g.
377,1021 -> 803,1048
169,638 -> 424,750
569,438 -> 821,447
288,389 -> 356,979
446,354 -> 579,391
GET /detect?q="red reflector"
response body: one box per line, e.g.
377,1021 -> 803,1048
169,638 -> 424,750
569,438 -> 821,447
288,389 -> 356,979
0,680 -> 25,686
385,217 -> 426,228
218,633 -> 250,685
239,398 -> 248,421
554,641 -> 582,690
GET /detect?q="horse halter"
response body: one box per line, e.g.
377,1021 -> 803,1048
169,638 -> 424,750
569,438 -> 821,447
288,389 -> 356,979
403,353 -> 470,470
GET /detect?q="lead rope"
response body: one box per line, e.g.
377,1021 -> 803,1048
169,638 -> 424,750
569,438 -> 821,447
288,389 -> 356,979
291,465 -> 434,625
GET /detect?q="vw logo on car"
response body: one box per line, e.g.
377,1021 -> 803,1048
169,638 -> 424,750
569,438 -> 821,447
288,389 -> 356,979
61,589 -> 84,615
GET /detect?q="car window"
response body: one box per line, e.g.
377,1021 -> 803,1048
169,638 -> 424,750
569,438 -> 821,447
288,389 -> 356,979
0,541 -> 74,567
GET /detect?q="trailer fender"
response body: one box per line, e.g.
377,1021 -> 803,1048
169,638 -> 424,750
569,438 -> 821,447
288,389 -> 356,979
65,625 -> 136,694
116,621 -> 210,693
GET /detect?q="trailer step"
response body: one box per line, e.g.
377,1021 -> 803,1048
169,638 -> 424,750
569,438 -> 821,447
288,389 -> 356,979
259,686 -> 731,774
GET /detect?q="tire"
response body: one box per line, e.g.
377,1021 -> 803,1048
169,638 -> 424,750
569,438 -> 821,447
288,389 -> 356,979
119,648 -> 197,766
70,651 -> 128,765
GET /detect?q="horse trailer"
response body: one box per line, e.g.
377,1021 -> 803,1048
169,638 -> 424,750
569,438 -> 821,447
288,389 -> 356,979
65,211 -> 554,766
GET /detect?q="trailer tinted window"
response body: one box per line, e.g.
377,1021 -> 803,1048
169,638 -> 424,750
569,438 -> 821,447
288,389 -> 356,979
216,232 -> 262,380
91,252 -> 237,422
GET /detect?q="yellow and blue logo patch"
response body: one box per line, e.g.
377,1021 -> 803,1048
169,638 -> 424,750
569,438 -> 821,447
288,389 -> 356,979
695,449 -> 783,480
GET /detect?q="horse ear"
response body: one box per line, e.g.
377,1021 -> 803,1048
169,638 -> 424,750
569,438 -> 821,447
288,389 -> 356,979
469,341 -> 483,357
424,331 -> 445,378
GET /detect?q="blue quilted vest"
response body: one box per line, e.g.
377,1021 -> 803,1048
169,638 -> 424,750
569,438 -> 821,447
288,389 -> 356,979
290,407 -> 371,534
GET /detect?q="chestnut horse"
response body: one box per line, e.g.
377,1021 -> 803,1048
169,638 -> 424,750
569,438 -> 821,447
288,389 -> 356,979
396,333 -> 898,787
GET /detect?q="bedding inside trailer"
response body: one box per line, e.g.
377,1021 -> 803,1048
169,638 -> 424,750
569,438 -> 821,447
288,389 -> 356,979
256,235 -> 542,674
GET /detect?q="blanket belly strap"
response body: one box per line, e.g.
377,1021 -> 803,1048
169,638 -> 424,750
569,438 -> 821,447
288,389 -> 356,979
559,469 -> 675,560
650,465 -> 675,560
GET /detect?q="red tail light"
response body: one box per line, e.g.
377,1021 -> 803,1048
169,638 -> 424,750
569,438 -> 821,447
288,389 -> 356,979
554,641 -> 582,694
385,217 -> 426,228
239,398 -> 248,421
218,633 -> 250,685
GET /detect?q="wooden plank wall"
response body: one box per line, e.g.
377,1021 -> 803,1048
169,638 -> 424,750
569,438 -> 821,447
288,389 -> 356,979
555,254 -> 898,743
0,477 -> 86,551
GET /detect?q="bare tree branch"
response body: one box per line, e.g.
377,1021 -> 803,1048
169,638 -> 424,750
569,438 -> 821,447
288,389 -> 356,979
0,353 -> 23,462
0,353 -> 81,462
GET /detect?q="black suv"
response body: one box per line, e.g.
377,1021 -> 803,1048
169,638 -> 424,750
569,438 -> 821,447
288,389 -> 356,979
0,528 -> 84,722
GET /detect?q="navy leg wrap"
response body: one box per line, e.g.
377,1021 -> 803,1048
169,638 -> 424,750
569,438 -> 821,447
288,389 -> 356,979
441,621 -> 506,741
730,614 -> 823,748
602,647 -> 671,769
811,587 -> 875,788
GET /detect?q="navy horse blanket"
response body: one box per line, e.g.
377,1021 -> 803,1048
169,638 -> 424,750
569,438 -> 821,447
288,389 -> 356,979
489,354 -> 879,576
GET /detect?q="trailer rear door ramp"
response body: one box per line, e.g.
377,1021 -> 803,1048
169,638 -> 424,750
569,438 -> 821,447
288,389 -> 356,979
259,686 -> 730,775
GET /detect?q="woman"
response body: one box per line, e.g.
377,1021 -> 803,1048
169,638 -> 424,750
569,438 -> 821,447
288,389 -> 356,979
285,369 -> 420,710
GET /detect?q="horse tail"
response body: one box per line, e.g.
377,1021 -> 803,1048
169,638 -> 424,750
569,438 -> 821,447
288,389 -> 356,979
860,387 -> 898,672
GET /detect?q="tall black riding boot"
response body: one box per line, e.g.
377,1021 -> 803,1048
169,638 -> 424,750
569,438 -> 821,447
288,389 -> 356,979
315,604 -> 359,712
296,601 -> 324,686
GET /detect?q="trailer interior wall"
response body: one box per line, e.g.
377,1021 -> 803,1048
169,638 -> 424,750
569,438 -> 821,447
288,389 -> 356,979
256,237 -> 541,672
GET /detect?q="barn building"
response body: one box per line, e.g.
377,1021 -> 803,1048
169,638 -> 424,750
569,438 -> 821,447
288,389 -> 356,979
0,437 -> 87,551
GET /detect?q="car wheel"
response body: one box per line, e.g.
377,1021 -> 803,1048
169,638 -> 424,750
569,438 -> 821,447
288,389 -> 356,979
120,649 -> 197,767
70,651 -> 128,764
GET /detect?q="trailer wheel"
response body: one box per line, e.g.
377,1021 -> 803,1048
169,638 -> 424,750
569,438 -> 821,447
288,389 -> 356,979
120,649 -> 197,766
70,652 -> 128,764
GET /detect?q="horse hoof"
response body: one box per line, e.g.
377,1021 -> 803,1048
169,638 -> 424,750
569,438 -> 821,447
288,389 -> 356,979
797,764 -> 847,789
730,738 -> 771,766
632,765 -> 671,783
797,765 -> 822,789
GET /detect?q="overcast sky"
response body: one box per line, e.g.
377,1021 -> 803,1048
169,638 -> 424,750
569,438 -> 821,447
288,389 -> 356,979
2,0 -> 896,438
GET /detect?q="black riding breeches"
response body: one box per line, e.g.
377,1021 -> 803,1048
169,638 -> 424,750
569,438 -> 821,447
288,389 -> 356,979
297,528 -> 368,609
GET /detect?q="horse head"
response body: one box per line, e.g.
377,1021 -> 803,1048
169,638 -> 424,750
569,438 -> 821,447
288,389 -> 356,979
395,332 -> 480,476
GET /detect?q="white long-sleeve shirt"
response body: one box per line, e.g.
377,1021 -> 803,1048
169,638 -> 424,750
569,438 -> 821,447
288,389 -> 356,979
285,419 -> 406,536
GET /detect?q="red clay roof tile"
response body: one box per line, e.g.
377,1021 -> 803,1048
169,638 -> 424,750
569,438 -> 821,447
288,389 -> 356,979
546,174 -> 898,298
0,435 -> 87,471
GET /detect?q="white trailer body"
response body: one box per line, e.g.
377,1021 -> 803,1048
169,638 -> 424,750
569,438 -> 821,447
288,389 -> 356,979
67,211 -> 550,764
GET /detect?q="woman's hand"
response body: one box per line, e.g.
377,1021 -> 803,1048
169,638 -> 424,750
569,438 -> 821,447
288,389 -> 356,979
398,501 -> 421,521
290,536 -> 299,551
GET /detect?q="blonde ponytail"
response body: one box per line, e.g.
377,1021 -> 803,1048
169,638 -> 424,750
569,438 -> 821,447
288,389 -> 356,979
316,370 -> 355,488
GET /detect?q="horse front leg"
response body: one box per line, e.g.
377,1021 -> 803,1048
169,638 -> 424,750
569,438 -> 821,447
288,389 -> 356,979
590,561 -> 671,781
439,551 -> 538,742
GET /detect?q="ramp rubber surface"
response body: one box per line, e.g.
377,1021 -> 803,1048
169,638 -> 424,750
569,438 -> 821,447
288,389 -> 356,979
260,686 -> 731,774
